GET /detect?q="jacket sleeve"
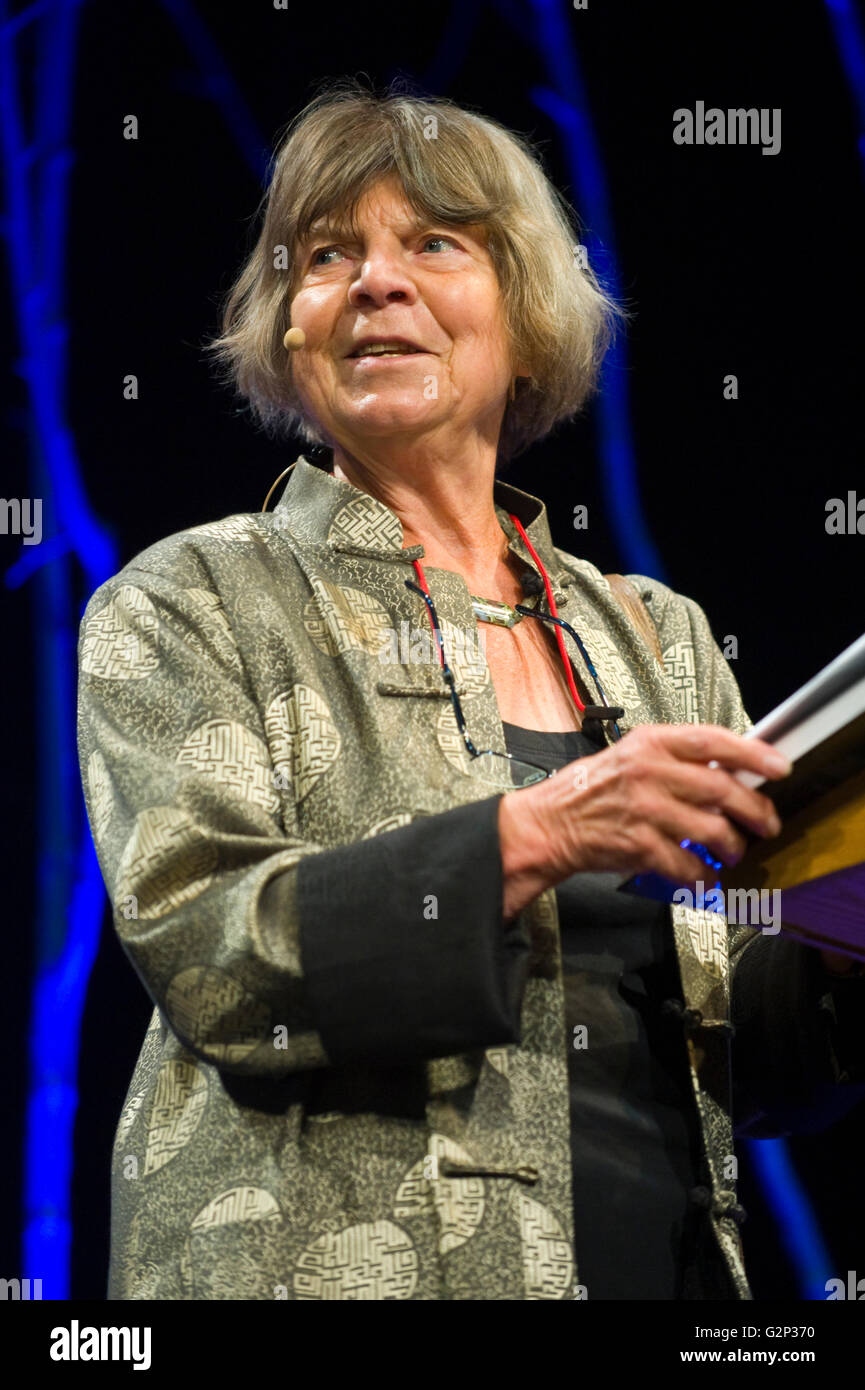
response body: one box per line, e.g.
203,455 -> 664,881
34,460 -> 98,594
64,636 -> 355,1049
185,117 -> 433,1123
77,562 -> 531,1078
636,576 -> 865,1134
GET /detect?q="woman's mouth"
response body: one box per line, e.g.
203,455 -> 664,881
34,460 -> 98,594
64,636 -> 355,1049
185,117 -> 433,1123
346,339 -> 429,359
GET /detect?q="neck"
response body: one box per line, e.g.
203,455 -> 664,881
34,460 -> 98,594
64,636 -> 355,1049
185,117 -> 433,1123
330,435 -> 512,588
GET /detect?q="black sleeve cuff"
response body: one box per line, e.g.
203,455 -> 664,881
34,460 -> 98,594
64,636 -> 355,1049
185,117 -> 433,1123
291,794 -> 531,1065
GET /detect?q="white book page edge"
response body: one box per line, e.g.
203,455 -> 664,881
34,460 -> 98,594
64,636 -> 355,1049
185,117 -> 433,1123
735,674 -> 865,789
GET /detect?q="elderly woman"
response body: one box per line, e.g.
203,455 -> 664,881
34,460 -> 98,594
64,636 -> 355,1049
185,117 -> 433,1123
78,85 -> 865,1302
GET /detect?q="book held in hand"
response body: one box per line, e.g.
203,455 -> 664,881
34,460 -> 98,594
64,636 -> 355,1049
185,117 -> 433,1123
619,632 -> 865,962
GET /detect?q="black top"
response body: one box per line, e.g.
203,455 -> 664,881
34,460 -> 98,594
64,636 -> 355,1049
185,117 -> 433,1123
502,719 -> 706,1299
291,713 -> 865,1298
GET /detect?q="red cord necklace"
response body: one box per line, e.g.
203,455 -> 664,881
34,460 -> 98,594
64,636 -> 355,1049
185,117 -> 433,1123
410,512 -> 586,715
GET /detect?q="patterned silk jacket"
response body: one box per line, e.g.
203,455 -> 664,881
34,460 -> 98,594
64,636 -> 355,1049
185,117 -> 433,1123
77,454 -> 860,1301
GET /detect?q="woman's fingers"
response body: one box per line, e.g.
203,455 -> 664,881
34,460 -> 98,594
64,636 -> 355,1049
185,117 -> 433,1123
658,724 -> 791,782
641,797 -> 749,867
636,758 -> 781,840
626,824 -> 720,885
611,725 -> 786,840
536,722 -> 791,885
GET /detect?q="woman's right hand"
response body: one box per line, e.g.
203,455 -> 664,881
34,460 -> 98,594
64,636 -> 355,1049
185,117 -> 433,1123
497,723 -> 792,922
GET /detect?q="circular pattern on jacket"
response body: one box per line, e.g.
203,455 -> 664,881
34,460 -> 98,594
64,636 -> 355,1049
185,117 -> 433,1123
662,639 -> 699,724
302,580 -> 391,657
190,1185 -> 282,1229
115,1089 -> 147,1149
115,806 -> 217,919
327,498 -> 404,553
436,704 -> 472,775
143,1059 -> 208,1175
81,584 -> 159,680
393,1134 -> 486,1255
513,1192 -> 574,1299
293,1220 -> 418,1300
87,748 -> 113,842
435,700 -> 498,780
176,718 -> 278,816
165,967 -> 271,1065
437,616 -> 489,697
676,904 -> 728,982
264,684 -> 342,802
574,625 -> 640,709
183,588 -> 239,661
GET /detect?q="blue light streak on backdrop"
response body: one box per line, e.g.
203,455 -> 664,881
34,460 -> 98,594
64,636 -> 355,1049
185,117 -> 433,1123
1,0 -> 268,1298
824,0 -> 865,175
525,0 -> 667,582
745,1138 -> 834,1301
1,0 -> 117,1297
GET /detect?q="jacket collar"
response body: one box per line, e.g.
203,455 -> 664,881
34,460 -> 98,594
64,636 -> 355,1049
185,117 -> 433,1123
271,454 -> 574,601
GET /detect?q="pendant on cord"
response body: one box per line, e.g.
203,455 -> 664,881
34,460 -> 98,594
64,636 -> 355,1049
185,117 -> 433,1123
469,595 -> 525,628
469,590 -> 624,723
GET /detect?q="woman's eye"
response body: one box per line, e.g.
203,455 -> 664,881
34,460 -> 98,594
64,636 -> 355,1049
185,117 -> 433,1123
311,246 -> 343,266
422,235 -> 457,253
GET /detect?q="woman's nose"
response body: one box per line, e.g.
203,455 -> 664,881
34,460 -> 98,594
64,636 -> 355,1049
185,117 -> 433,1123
347,251 -> 417,308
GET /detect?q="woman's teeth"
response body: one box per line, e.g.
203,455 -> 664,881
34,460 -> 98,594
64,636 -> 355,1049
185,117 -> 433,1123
355,344 -> 420,356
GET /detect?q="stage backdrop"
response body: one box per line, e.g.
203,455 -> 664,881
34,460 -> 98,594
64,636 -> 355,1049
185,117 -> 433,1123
2,0 -> 863,1301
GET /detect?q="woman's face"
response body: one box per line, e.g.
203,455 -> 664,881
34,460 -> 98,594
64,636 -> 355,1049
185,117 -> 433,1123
288,177 -> 521,454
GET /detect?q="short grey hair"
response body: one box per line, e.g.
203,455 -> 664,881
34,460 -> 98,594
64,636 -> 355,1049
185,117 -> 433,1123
205,80 -> 624,461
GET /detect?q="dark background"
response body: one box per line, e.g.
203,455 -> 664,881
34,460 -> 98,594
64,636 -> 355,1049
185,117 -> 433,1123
3,0 -> 864,1302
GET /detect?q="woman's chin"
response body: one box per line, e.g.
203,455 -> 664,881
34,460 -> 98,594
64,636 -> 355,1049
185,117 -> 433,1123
334,401 -> 444,439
